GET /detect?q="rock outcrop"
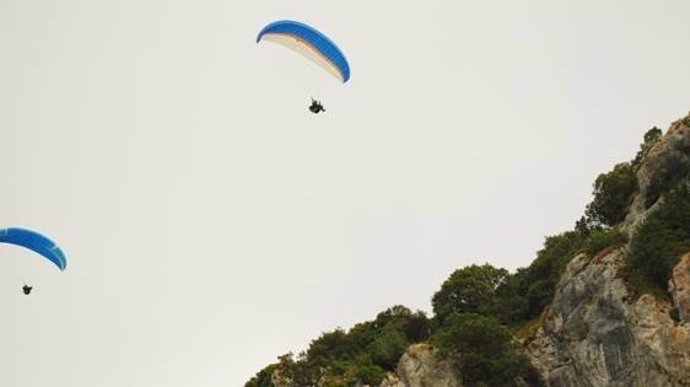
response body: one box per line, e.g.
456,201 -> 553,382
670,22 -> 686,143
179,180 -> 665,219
623,113 -> 690,235
386,112 -> 690,387
380,344 -> 461,387
522,112 -> 690,387
670,254 -> 690,323
524,246 -> 690,386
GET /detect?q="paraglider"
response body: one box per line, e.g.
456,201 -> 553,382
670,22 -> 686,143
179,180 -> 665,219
256,20 -> 350,113
0,227 -> 67,295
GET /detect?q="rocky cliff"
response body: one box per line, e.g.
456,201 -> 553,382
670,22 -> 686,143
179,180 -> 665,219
522,113 -> 690,387
623,114 -> 690,234
383,112 -> 690,387
250,112 -> 690,387
524,249 -> 690,387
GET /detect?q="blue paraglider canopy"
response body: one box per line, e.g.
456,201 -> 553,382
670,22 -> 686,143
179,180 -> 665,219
257,20 -> 351,83
0,227 -> 67,271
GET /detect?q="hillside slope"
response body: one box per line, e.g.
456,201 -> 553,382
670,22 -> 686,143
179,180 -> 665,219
246,111 -> 690,387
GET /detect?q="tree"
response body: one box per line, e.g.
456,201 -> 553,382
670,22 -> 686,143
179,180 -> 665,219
488,270 -> 530,327
432,264 -> 509,324
367,326 -> 408,370
244,364 -> 278,387
371,305 -> 431,343
306,328 -> 354,366
373,305 -> 413,328
433,313 -> 529,386
632,126 -> 663,170
575,215 -> 602,236
402,310 -> 432,342
512,231 -> 587,321
584,162 -> 637,227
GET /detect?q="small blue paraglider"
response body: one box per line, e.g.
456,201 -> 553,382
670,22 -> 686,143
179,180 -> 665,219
0,227 -> 67,295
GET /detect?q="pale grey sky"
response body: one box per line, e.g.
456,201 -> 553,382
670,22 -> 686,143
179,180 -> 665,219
2,0 -> 689,385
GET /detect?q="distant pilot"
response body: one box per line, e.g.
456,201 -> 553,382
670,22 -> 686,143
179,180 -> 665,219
309,98 -> 326,114
22,284 -> 33,295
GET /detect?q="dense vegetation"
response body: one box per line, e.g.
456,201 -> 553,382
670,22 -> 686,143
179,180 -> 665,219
584,162 -> 637,227
245,306 -> 432,386
246,121 -> 690,386
430,264 -> 534,385
624,182 -> 690,298
432,313 -> 531,386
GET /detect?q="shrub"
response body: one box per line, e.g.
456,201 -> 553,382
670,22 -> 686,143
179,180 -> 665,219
514,231 -> 587,320
488,271 -> 531,327
306,328 -> 354,366
585,162 -> 638,227
245,304 -> 432,386
632,127 -> 663,170
582,228 -> 628,257
353,354 -> 385,385
244,363 -> 278,387
433,313 -> 530,387
625,182 -> 690,298
367,326 -> 408,370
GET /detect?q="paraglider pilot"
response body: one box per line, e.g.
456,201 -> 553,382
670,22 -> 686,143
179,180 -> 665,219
309,98 -> 325,114
22,284 -> 33,295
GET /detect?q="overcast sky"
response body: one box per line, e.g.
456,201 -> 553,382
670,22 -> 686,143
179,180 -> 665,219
2,0 -> 690,386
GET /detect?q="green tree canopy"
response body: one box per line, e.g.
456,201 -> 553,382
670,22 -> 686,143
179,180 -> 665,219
626,182 -> 690,297
432,264 -> 509,324
433,313 -> 530,386
632,126 -> 663,169
584,162 -> 638,227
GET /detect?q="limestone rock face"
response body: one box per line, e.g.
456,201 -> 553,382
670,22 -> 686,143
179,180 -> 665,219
522,112 -> 690,386
380,344 -> 461,387
378,373 -> 405,387
525,248 -> 690,387
623,112 -> 690,235
669,254 -> 690,323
